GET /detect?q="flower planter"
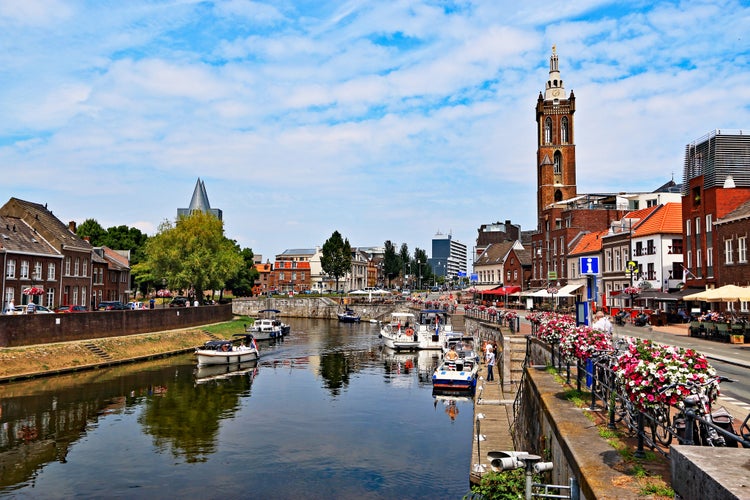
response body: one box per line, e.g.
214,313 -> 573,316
730,334 -> 745,344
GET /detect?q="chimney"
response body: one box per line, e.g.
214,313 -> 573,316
69,221 -> 77,233
83,236 -> 91,242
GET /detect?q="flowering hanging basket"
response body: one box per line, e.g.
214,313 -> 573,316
22,286 -> 45,295
613,337 -> 717,412
534,312 -> 576,344
558,325 -> 613,362
622,286 -> 641,296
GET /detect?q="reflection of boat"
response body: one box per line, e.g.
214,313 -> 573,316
337,307 -> 361,323
432,390 -> 473,421
415,309 -> 455,350
195,335 -> 259,365
245,309 -> 290,339
379,312 -> 419,351
382,347 -> 417,373
195,360 -> 258,384
431,357 -> 479,392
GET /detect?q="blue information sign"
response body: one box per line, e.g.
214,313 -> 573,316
579,256 -> 599,275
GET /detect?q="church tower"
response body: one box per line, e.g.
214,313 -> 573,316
536,46 -> 577,231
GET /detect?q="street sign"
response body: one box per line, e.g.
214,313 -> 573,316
579,257 -> 599,275
547,271 -> 557,280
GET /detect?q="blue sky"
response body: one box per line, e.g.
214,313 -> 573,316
1,0 -> 749,262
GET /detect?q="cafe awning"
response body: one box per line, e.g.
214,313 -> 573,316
480,286 -> 522,296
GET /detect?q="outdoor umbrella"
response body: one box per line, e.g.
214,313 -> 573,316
702,284 -> 750,303
682,289 -> 715,301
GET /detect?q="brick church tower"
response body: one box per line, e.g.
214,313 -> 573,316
535,46 -> 577,232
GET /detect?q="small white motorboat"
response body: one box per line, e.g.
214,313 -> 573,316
195,335 -> 259,366
245,309 -> 290,339
431,358 -> 479,392
379,312 -> 419,351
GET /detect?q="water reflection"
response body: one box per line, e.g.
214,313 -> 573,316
0,319 -> 474,498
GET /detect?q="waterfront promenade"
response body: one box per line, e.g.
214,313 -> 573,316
468,317 -> 750,493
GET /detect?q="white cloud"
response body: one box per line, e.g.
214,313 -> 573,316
0,0 -> 749,260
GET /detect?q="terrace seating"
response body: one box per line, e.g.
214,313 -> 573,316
712,322 -> 731,342
688,321 -> 706,338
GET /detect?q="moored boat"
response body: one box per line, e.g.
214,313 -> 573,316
431,357 -> 479,392
337,307 -> 361,323
195,335 -> 259,366
246,309 -> 290,339
414,309 -> 454,350
379,312 -> 419,351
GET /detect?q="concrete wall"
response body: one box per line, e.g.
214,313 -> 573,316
0,305 -> 233,347
232,297 -> 398,322
514,355 -> 638,499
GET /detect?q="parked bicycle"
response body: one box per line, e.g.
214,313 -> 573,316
666,376 -> 743,447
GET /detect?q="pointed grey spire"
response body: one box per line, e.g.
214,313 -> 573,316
178,178 -> 223,221
188,178 -> 212,211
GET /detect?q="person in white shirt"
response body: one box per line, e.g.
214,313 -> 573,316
593,311 -> 613,334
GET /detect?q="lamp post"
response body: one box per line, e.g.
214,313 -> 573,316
418,260 -> 423,291
161,278 -> 167,308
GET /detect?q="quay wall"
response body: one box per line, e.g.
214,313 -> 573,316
0,305 -> 233,348
515,337 -> 636,499
231,297 -> 398,322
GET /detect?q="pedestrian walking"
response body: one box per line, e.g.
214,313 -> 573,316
486,349 -> 495,382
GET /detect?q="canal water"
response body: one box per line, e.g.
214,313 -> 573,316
0,318 -> 476,499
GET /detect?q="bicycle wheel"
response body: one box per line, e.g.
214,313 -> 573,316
651,404 -> 672,446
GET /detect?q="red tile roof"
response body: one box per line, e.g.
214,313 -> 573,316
633,202 -> 682,237
569,230 -> 609,256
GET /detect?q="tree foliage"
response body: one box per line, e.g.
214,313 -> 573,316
413,247 -> 432,289
383,240 -> 400,287
225,246 -> 259,297
321,231 -> 352,291
133,212 -> 243,302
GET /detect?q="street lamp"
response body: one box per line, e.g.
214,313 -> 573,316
161,278 -> 167,308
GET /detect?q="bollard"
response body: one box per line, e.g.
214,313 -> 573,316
634,412 -> 646,458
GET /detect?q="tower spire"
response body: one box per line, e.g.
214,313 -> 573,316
544,45 -> 565,100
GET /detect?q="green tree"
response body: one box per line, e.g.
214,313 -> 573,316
398,243 -> 410,286
413,247 -> 431,290
225,247 -> 259,297
383,240 -> 400,287
76,218 -> 107,245
321,231 -> 352,292
133,212 -> 243,303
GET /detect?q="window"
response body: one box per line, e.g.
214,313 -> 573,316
696,249 -> 702,276
686,219 -> 691,236
561,117 -> 569,143
553,151 -> 562,174
72,286 -> 79,305
614,249 -> 621,271
6,259 -> 15,279
739,237 -> 747,263
544,117 -> 552,143
81,286 -> 87,307
4,287 -> 14,306
48,262 -> 55,280
707,247 -> 714,278
725,239 -> 734,264
706,214 -> 712,233
33,262 -> 42,281
647,263 -> 655,280
46,288 -> 54,308
687,250 -> 692,272
635,241 -> 643,256
695,217 -> 701,235
65,257 -> 71,276
82,258 -> 88,277
20,260 -> 29,279
646,239 -> 655,255
74,257 -> 80,276
605,249 -> 612,272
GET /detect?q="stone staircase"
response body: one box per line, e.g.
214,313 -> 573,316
82,343 -> 112,361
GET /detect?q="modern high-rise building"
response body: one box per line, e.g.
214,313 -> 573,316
429,231 -> 467,279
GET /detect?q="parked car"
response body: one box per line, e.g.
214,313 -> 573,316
96,301 -> 129,311
169,297 -> 189,307
128,301 -> 146,310
13,304 -> 54,314
55,305 -> 87,313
